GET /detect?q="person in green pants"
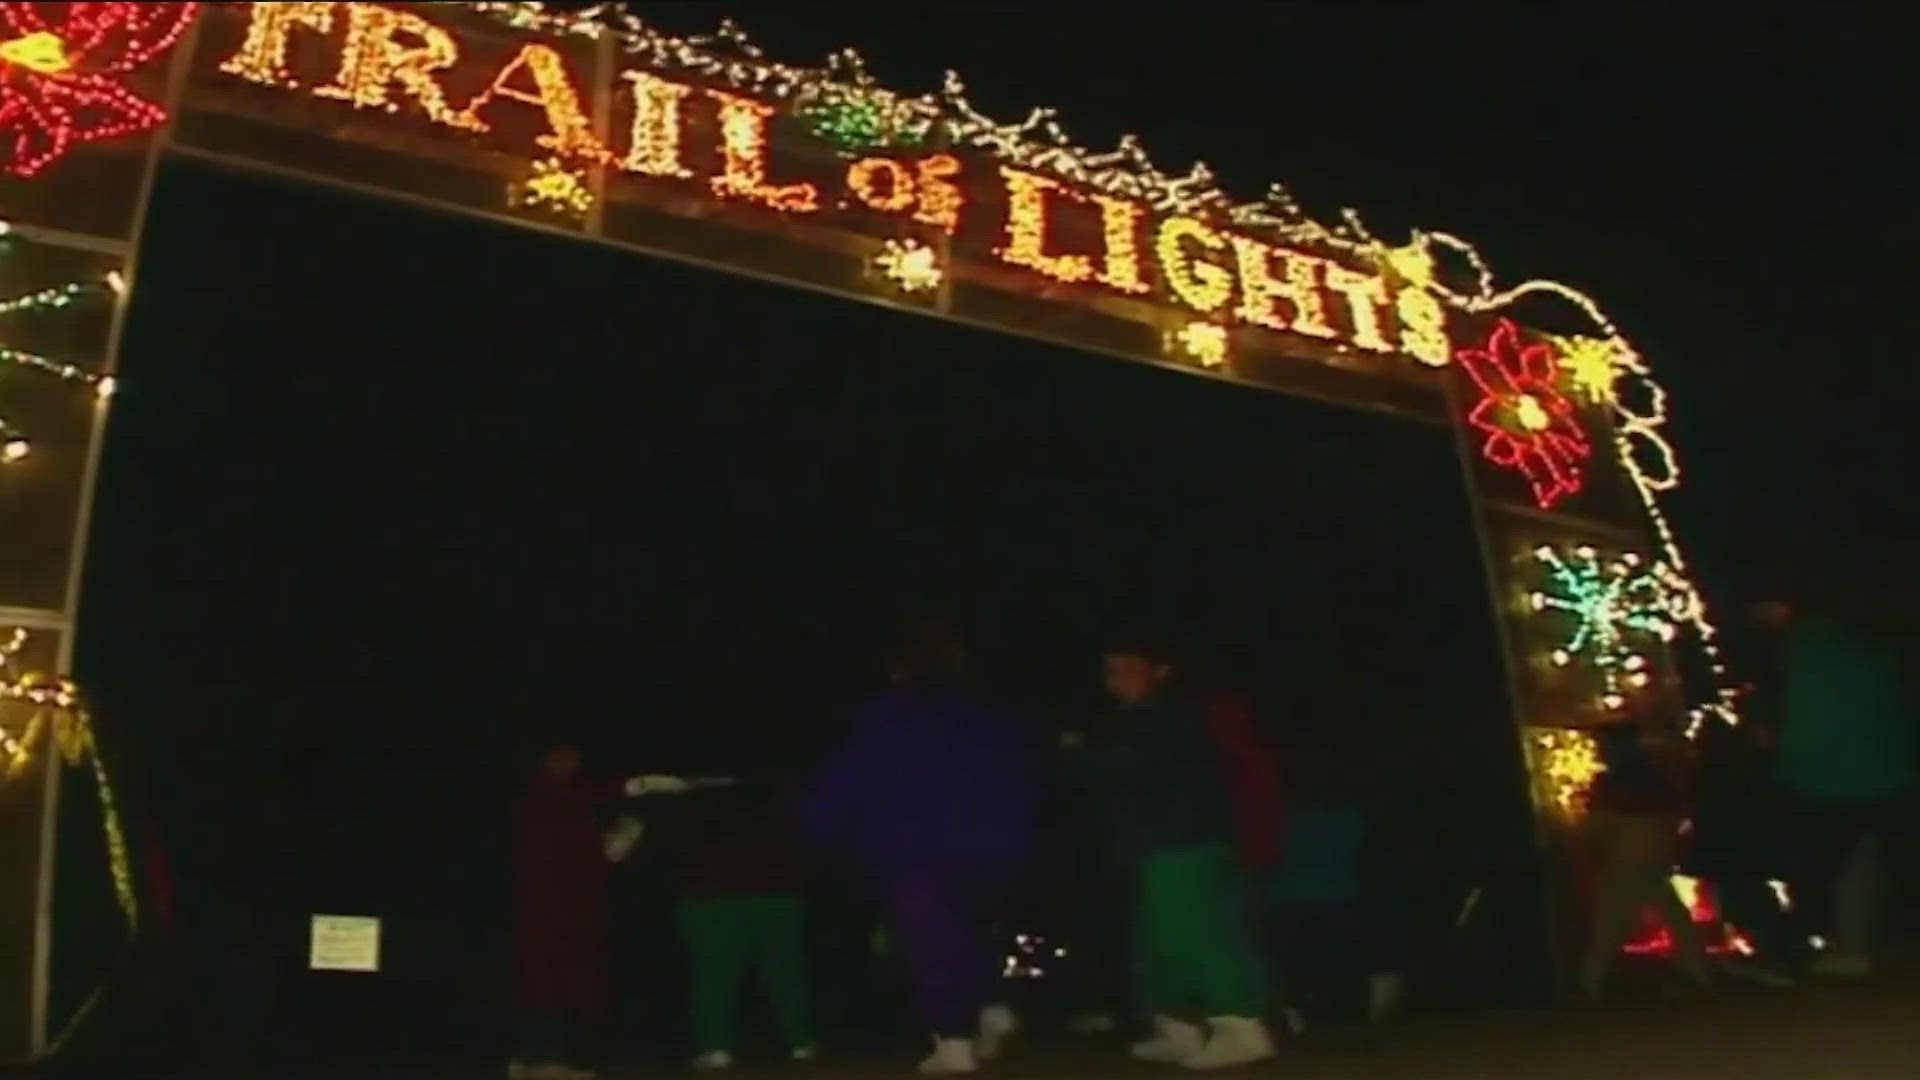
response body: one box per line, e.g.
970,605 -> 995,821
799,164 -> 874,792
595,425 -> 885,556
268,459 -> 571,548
1066,637 -> 1275,1069
654,780 -> 816,1071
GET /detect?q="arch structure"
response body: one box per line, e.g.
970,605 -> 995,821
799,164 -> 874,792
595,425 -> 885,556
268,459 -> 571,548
0,1 -> 1739,1055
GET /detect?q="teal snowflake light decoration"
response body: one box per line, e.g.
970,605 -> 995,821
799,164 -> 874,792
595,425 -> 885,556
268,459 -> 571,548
795,83 -> 928,158
1529,544 -> 1687,711
1,244 -> 116,463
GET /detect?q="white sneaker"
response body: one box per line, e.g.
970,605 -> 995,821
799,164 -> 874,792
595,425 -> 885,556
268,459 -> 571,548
1131,1015 -> 1205,1064
692,1051 -> 733,1071
918,1037 -> 979,1075
1281,1007 -> 1306,1037
1812,953 -> 1872,978
1181,1016 -> 1276,1070
791,1046 -> 817,1062
976,1003 -> 1018,1061
507,1062 -> 534,1080
1368,971 -> 1406,1022
1068,1012 -> 1117,1035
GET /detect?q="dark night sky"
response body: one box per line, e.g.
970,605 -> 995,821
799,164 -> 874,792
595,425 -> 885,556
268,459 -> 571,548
52,2 -> 1915,1056
604,2 -> 1915,596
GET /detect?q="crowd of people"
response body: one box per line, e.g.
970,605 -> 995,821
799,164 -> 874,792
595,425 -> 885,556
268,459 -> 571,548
1577,595 -> 1913,998
506,596 -> 1914,1080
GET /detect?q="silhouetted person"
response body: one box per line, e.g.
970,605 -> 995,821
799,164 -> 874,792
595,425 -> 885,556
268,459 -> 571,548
1265,749 -> 1404,1030
804,621 -> 1039,1075
1689,713 -> 1796,986
1761,597 -> 1916,975
1577,723 -> 1710,998
650,778 -> 815,1071
1068,638 -> 1274,1069
1047,730 -> 1139,1039
512,745 -> 673,1080
1203,690 -> 1285,879
1056,686 -> 1283,1042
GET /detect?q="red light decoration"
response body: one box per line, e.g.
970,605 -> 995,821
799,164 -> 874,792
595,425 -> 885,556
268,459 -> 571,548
0,2 -> 198,178
1620,874 -> 1753,958
1457,318 -> 1591,509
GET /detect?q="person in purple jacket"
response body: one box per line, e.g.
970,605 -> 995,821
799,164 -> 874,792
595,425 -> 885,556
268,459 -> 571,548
804,620 -> 1040,1075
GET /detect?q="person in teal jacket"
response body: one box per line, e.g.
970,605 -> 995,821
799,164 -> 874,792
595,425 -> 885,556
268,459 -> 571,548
1763,599 -> 1916,975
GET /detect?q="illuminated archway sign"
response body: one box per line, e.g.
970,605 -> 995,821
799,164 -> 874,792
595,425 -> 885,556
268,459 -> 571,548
1,2 -> 1741,1054
175,0 -> 1458,413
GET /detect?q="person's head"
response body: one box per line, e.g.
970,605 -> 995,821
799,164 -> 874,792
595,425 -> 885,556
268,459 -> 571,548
539,743 -> 582,780
1747,599 -> 1793,632
1102,639 -> 1175,707
890,618 -> 968,684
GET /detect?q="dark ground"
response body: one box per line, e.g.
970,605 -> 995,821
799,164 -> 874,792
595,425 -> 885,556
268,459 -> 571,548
361,976 -> 1920,1080
22,973 -> 1915,1080
787,979 -> 1920,1080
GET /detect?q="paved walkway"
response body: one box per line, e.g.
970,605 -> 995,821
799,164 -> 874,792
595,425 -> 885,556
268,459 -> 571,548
680,978 -> 1919,1080
19,976 -> 1917,1079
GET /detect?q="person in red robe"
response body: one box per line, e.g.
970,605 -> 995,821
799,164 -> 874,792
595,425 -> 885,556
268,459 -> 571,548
1202,693 -> 1284,874
510,745 -> 643,1080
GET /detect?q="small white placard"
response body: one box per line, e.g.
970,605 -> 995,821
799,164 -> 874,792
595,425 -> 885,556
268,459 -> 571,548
309,914 -> 381,973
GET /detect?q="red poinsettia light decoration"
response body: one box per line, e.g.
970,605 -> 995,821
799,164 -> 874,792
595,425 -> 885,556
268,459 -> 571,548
0,2 -> 199,178
1457,318 -> 1592,509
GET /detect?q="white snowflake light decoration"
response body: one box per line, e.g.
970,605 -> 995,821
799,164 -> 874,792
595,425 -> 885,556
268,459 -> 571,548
1529,544 -> 1689,711
874,237 -> 941,293
514,156 -> 595,217
1170,321 -> 1229,368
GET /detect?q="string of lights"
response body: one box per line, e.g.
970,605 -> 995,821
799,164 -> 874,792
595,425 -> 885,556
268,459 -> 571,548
1,631 -> 137,932
9,3 -> 1748,793
0,231 -> 132,937
0,241 -> 118,464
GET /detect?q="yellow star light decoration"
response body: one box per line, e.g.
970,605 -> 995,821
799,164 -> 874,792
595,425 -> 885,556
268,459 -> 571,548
1551,333 -> 1620,404
1171,321 -> 1229,368
873,237 -> 942,293
1531,728 -> 1602,817
514,156 -> 594,217
1381,241 -> 1436,290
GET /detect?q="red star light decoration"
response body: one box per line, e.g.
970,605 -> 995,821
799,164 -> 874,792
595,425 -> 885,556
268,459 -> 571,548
1458,318 -> 1592,509
0,2 -> 198,178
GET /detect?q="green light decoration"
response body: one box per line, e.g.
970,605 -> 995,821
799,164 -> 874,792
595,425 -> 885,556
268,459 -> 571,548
1529,544 -> 1690,711
795,83 -> 929,158
0,237 -> 117,464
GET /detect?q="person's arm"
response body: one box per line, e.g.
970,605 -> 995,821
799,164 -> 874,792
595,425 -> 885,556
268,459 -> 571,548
625,775 -> 700,796
803,705 -> 889,843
